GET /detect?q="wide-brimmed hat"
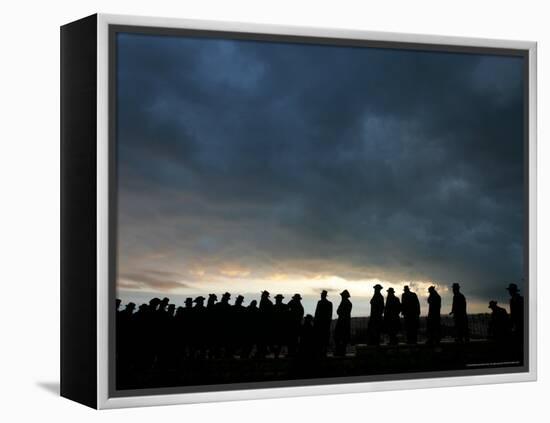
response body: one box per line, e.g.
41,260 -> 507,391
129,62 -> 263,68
292,293 -> 302,300
321,290 -> 328,295
184,297 -> 193,304
506,283 -> 519,293
274,294 -> 284,299
373,284 -> 383,290
194,296 -> 205,302
403,285 -> 410,290
208,293 -> 217,300
261,290 -> 270,296
387,287 -> 395,293
488,300 -> 498,308
340,289 -> 350,298
236,294 -> 244,301
222,292 -> 231,298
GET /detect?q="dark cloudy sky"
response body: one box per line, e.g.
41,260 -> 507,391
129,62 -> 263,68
115,31 -> 525,315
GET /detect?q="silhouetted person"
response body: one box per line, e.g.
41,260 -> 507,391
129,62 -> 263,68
287,294 -> 304,357
216,292 -> 233,357
242,300 -> 259,358
143,297 -> 161,368
334,290 -> 352,356
272,294 -> 288,358
450,283 -> 469,343
157,298 -> 173,369
314,290 -> 333,357
384,288 -> 401,345
192,296 -> 206,358
232,295 -> 247,357
507,283 -> 524,344
205,294 -> 218,357
257,291 -> 274,358
488,300 -> 511,342
367,284 -> 384,345
117,302 -> 135,369
299,314 -> 316,358
426,286 -> 441,345
401,285 -> 420,344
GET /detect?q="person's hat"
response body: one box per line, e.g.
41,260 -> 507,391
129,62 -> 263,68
488,300 -> 498,308
321,290 -> 328,295
194,296 -> 205,302
373,284 -> 383,290
208,293 -> 218,299
222,292 -> 231,298
126,302 -> 136,310
428,285 -> 436,291
340,289 -> 350,298
275,294 -> 284,299
262,290 -> 270,296
292,293 -> 302,300
403,285 -> 410,290
236,294 -> 244,301
506,283 -> 519,293
387,287 -> 395,293
184,297 -> 193,304
149,297 -> 161,305
452,283 -> 460,289
161,297 -> 170,303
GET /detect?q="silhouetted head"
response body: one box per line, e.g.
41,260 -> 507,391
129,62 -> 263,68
116,299 -> 121,310
149,297 -> 161,311
222,292 -> 231,303
321,290 -> 328,299
506,283 -> 519,294
261,290 -> 270,298
249,299 -> 258,308
387,287 -> 395,296
125,302 -> 136,313
373,284 -> 383,292
304,314 -> 313,325
207,294 -> 217,305
184,298 -> 193,308
403,285 -> 410,293
158,297 -> 170,311
139,304 -> 148,312
176,306 -> 184,317
452,283 -> 461,294
292,293 -> 302,301
167,304 -> 176,316
428,285 -> 436,294
194,296 -> 205,306
235,295 -> 244,306
488,300 -> 498,310
275,294 -> 284,304
340,289 -> 350,299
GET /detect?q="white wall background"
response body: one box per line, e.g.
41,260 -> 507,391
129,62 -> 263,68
0,0 -> 547,421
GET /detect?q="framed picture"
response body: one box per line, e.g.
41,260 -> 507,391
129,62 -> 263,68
60,13 -> 537,409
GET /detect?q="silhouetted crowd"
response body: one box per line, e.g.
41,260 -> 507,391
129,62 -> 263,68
116,282 -> 524,370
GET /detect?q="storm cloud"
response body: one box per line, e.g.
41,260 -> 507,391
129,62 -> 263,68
115,32 -> 526,312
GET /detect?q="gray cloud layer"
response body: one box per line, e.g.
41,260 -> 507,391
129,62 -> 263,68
116,32 -> 525,305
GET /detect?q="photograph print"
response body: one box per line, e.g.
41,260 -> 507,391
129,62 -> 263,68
113,27 -> 528,393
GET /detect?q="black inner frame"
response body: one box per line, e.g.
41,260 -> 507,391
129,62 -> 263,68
107,23 -> 531,398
